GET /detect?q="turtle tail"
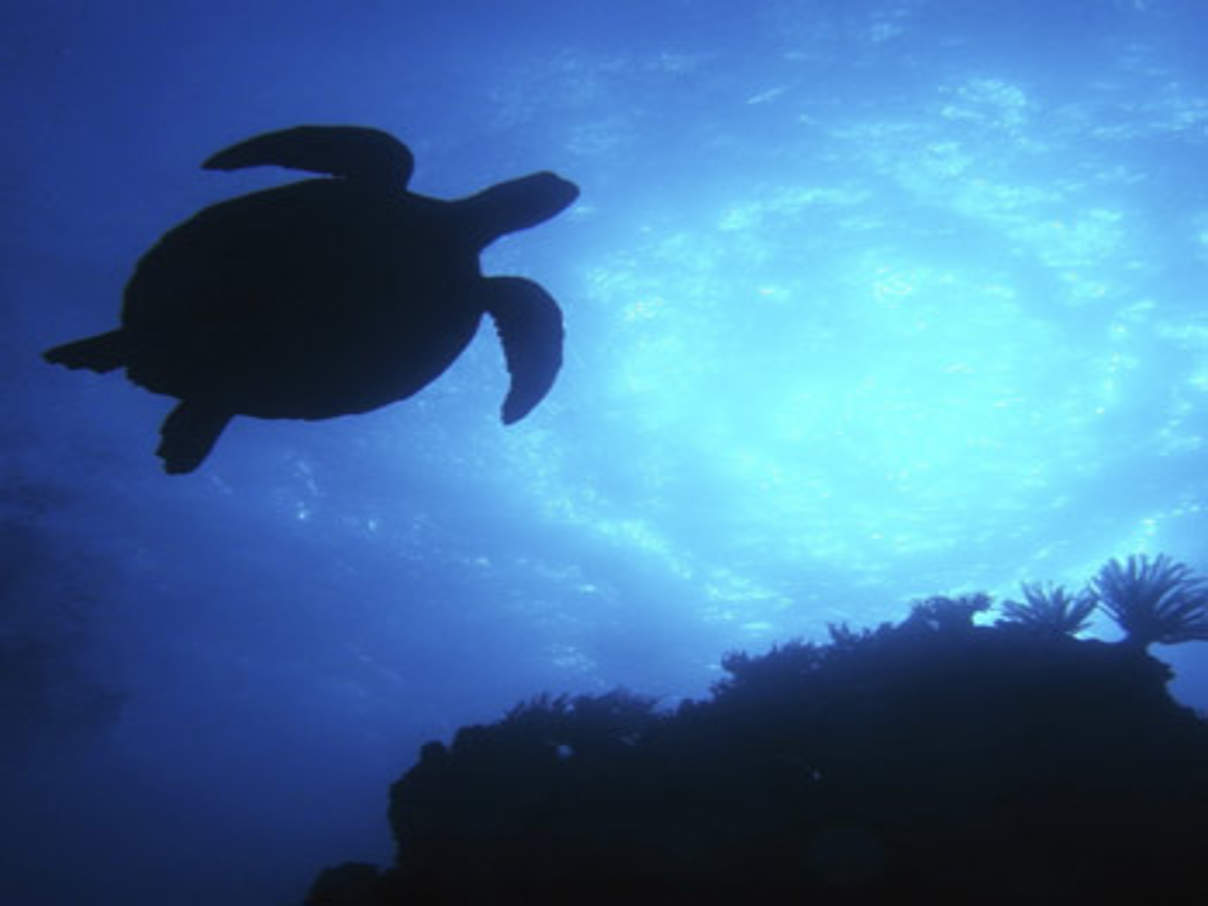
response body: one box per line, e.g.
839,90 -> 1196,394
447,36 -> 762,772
44,330 -> 128,373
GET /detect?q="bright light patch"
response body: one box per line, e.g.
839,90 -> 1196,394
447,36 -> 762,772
491,69 -> 1208,638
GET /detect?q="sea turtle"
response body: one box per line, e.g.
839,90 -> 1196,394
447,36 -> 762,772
44,125 -> 578,473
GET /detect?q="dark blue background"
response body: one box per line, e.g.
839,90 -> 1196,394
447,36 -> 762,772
4,2 -> 1207,903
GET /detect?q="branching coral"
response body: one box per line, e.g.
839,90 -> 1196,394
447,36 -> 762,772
999,582 -> 1095,637
903,593 -> 992,633
1089,553 -> 1208,649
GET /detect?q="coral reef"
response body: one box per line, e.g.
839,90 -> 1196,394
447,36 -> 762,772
306,577 -> 1208,905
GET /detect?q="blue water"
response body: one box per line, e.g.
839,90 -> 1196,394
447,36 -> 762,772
4,1 -> 1207,903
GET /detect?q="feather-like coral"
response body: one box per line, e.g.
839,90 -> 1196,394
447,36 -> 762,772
999,582 -> 1096,637
1089,553 -> 1208,649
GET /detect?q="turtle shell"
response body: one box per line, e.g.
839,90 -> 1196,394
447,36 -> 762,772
122,178 -> 484,420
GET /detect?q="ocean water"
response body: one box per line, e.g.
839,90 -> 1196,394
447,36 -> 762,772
3,1 -> 1207,903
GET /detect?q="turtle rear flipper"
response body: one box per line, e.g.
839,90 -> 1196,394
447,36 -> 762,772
483,277 -> 564,424
157,401 -> 233,474
44,330 -> 128,373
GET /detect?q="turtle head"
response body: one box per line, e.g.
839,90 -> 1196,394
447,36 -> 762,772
465,172 -> 579,249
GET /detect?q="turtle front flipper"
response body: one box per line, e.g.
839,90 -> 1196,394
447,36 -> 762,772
157,401 -> 233,474
482,277 -> 564,424
202,125 -> 414,192
44,329 -> 128,373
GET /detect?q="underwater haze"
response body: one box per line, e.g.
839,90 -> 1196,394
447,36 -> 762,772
4,1 -> 1208,903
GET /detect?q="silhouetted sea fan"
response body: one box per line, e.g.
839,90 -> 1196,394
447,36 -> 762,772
999,582 -> 1095,636
1090,553 -> 1208,648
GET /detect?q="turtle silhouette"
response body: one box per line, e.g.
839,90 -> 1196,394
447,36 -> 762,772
44,125 -> 579,473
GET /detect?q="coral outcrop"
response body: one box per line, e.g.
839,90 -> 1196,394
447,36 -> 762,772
306,586 -> 1208,904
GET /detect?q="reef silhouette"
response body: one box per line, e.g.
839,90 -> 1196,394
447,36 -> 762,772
306,558 -> 1208,904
